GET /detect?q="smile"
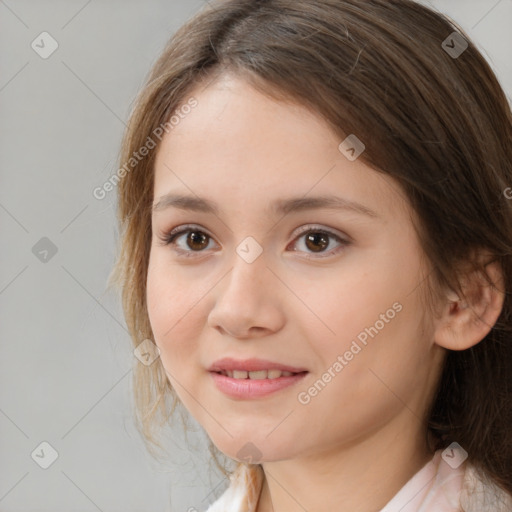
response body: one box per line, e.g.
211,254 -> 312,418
216,369 -> 297,379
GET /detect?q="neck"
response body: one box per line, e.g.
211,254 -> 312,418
256,417 -> 432,512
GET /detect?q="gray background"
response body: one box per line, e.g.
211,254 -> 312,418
0,1 -> 510,511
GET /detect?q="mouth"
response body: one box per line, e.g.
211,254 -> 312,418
212,369 -> 308,379
207,358 -> 309,398
208,357 -> 308,375
210,370 -> 309,399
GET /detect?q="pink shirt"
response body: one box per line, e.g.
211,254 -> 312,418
205,450 -> 512,512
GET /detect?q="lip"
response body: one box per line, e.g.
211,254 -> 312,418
208,357 -> 308,373
209,371 -> 308,399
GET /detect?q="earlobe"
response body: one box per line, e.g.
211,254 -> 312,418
434,260 -> 505,351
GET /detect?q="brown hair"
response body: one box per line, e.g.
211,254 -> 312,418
109,0 -> 512,496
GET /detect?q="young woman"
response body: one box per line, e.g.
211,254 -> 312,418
109,0 -> 512,510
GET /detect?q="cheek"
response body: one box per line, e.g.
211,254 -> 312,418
305,253 -> 429,396
146,258 -> 203,366
294,300 -> 427,441
307,266 -> 401,355
314,295 -> 431,422
146,259 -> 171,338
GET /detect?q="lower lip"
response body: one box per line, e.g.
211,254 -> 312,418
209,371 -> 308,399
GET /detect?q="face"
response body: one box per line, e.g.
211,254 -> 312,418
146,74 -> 445,464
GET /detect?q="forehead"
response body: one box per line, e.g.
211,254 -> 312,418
156,74 -> 340,162
152,75 -> 408,222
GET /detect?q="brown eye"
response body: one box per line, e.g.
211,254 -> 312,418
161,226 -> 215,256
186,231 -> 209,251
290,227 -> 349,258
304,232 -> 329,252
161,224 -> 349,260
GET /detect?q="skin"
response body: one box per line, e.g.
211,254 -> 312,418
146,73 -> 504,512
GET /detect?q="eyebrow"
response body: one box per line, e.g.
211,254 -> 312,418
152,193 -> 380,219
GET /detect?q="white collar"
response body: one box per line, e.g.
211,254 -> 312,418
205,450 -> 512,512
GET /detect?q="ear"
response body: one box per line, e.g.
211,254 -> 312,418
434,259 -> 505,351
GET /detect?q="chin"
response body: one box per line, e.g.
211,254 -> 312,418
209,433 -> 298,464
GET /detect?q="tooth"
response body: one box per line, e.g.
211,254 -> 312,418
225,369 -> 298,379
248,370 -> 268,380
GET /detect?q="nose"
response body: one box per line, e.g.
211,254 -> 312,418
207,247 -> 284,339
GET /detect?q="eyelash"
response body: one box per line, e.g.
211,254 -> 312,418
157,224 -> 350,259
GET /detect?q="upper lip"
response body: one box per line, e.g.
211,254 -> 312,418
208,357 -> 308,373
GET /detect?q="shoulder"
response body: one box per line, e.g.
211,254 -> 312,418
205,463 -> 264,512
460,463 -> 512,512
203,454 -> 512,512
422,450 -> 512,512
